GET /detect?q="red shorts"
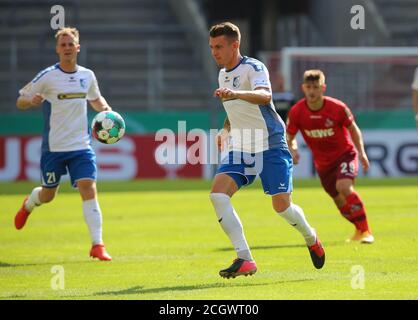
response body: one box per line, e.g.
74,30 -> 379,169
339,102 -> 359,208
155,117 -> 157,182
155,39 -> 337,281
317,151 -> 358,198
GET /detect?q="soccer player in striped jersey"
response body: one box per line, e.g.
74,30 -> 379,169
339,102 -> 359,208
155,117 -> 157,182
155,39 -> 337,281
14,27 -> 112,260
209,22 -> 325,279
286,70 -> 374,244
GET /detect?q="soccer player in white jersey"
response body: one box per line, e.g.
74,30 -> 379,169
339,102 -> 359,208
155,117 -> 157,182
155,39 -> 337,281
14,27 -> 112,261
208,22 -> 325,278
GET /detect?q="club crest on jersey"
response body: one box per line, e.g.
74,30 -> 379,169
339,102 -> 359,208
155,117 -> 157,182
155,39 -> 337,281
233,76 -> 240,88
325,118 -> 334,127
80,78 -> 87,89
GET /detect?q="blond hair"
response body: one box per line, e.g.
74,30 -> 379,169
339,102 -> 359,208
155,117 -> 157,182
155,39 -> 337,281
55,27 -> 79,44
303,69 -> 326,85
209,22 -> 241,42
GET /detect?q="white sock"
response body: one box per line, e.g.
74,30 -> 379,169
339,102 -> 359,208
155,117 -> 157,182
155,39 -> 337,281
25,187 -> 42,212
277,203 -> 317,246
210,193 -> 253,261
82,198 -> 103,245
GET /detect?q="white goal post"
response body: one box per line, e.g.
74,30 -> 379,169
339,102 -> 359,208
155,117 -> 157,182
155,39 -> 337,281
262,47 -> 418,110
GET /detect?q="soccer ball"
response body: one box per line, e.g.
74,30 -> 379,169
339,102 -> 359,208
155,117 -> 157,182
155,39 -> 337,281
91,111 -> 125,144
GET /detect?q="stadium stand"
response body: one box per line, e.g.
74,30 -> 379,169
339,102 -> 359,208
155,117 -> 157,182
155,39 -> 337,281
373,0 -> 418,46
0,0 -> 214,112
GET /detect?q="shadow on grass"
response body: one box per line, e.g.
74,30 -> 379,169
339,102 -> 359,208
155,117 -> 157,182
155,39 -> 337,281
2,177 -> 417,195
216,240 -> 343,252
92,278 -> 315,297
0,260 -> 93,268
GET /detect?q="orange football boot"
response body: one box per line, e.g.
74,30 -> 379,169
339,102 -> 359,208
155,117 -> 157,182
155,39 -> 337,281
15,197 -> 31,230
90,244 -> 112,261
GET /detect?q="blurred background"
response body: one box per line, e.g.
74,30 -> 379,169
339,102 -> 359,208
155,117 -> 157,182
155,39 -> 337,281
1,0 -> 417,182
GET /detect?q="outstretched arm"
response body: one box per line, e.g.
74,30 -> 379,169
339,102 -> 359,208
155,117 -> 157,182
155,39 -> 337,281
348,122 -> 369,172
16,93 -> 44,110
216,116 -> 230,152
89,96 -> 112,112
214,87 -> 271,105
223,116 -> 231,131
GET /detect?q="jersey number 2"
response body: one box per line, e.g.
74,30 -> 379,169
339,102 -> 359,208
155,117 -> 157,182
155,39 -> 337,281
340,162 -> 355,174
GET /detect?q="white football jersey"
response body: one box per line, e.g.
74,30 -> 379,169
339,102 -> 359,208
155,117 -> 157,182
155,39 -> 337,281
19,63 -> 101,152
412,67 -> 418,90
218,56 -> 287,153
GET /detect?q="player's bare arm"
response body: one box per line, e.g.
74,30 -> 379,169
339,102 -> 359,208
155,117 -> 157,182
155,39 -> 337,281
214,87 -> 271,105
286,133 -> 300,164
348,122 -> 369,171
215,116 -> 230,152
223,116 -> 231,131
89,96 -> 112,112
16,93 -> 44,110
413,89 -> 418,129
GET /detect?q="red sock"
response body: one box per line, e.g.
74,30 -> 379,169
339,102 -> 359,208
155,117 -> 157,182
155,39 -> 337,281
345,192 -> 370,233
338,202 -> 352,221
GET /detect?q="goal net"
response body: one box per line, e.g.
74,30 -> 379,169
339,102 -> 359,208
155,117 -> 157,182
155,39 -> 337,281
260,47 -> 418,110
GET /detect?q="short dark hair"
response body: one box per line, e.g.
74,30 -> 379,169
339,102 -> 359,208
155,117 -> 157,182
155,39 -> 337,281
209,22 -> 241,42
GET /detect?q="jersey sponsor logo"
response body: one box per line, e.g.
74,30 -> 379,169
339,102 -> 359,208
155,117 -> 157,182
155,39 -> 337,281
57,92 -> 87,100
310,115 -> 322,119
254,80 -> 269,87
304,128 -> 335,138
233,76 -> 240,88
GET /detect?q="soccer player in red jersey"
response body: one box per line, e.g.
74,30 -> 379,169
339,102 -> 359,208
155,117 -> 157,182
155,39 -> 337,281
286,70 -> 374,244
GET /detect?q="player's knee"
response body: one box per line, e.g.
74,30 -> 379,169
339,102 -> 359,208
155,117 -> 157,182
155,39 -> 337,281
79,188 -> 96,201
77,180 -> 96,200
336,181 -> 354,196
336,186 -> 353,197
272,196 -> 291,213
273,202 -> 288,213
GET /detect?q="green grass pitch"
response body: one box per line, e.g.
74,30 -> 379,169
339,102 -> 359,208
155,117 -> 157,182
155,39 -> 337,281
0,178 -> 417,300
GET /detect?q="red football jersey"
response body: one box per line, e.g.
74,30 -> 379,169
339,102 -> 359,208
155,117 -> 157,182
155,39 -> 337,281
287,96 -> 356,171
